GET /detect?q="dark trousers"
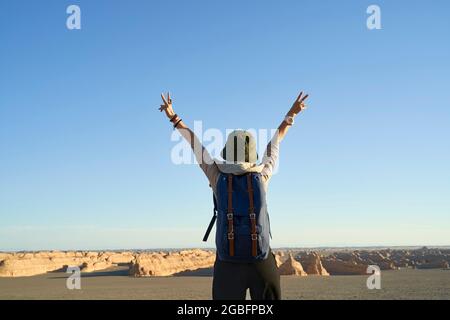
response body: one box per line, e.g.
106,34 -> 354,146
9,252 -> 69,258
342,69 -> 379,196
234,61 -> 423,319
212,251 -> 281,300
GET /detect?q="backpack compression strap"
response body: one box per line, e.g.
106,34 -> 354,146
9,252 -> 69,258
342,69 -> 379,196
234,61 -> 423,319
247,174 -> 258,257
227,174 -> 235,256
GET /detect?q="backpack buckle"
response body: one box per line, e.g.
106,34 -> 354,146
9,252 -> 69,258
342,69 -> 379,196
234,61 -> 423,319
249,213 -> 256,220
227,213 -> 233,220
251,233 -> 258,241
228,232 -> 234,240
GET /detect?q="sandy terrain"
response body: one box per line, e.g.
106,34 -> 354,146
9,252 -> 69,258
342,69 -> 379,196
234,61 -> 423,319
0,267 -> 448,300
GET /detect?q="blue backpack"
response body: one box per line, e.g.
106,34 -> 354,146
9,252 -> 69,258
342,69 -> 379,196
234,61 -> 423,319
203,172 -> 271,262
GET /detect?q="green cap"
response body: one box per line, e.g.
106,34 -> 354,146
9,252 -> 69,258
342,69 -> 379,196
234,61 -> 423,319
221,130 -> 258,163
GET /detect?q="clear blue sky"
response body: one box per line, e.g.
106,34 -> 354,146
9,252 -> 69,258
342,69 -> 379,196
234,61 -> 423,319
1,0 -> 449,251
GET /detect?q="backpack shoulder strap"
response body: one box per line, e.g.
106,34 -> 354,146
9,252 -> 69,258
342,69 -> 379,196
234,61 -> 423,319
247,173 -> 258,257
227,174 -> 235,256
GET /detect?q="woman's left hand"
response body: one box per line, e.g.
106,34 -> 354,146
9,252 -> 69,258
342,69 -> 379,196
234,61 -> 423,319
159,92 -> 175,119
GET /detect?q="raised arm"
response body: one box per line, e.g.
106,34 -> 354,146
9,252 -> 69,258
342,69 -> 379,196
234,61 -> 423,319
276,91 -> 309,142
158,92 -> 215,171
260,91 -> 309,179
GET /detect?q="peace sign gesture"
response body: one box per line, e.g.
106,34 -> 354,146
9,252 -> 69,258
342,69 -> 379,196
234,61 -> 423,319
288,91 -> 309,116
159,92 -> 175,119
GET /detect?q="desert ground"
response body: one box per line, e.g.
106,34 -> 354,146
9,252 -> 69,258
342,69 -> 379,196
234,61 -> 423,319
1,247 -> 449,299
0,266 -> 449,300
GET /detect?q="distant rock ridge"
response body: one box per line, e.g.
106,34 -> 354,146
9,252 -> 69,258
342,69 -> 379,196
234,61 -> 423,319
0,247 -> 449,277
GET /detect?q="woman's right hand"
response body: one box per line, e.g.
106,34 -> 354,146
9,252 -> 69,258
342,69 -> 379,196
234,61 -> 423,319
159,92 -> 175,119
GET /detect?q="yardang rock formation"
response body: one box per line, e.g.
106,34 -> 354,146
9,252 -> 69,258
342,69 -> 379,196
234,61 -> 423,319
0,247 -> 448,277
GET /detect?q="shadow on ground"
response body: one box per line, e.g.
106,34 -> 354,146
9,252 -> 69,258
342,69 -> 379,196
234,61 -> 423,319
173,267 -> 214,277
47,266 -> 214,278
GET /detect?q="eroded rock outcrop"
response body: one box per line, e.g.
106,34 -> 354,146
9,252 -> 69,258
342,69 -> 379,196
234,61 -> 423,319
0,251 -> 131,277
105,252 -> 135,264
321,259 -> 368,275
0,249 -> 217,278
356,250 -> 397,270
320,251 -> 367,275
274,253 -> 284,268
300,252 -> 329,276
278,254 -> 307,276
130,249 -> 215,277
80,260 -> 114,273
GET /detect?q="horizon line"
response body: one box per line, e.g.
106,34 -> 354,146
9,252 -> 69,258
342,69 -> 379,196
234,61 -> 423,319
1,244 -> 449,253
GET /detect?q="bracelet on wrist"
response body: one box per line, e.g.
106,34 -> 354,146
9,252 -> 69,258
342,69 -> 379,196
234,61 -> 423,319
173,118 -> 182,129
169,114 -> 178,123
